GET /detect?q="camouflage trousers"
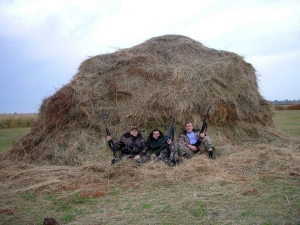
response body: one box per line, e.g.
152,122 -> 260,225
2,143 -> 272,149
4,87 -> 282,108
175,136 -> 215,159
199,136 -> 215,153
147,142 -> 187,163
168,142 -> 187,162
119,154 -> 151,163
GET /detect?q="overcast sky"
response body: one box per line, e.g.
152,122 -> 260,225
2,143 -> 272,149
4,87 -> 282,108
0,0 -> 299,113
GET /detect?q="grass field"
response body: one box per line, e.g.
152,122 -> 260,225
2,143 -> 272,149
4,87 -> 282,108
1,175 -> 299,225
0,113 -> 37,129
0,112 -> 299,225
273,110 -> 300,136
0,113 -> 35,151
0,128 -> 31,151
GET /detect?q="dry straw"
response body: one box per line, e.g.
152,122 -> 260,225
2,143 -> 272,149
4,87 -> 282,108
1,36 -> 300,225
7,34 -> 281,165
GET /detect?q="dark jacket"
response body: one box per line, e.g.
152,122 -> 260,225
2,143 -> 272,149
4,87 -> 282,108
146,130 -> 168,156
114,132 -> 146,156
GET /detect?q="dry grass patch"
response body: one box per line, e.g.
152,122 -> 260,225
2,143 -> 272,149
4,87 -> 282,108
1,136 -> 300,224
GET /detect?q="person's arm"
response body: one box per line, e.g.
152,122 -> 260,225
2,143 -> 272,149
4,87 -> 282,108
178,134 -> 197,151
155,136 -> 168,156
139,138 -> 147,156
178,134 -> 189,148
146,139 -> 152,153
112,136 -> 125,150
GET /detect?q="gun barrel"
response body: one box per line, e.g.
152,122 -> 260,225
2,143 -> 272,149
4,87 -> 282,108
101,112 -> 118,162
204,106 -> 211,121
166,110 -> 175,157
105,127 -> 111,136
199,106 -> 211,134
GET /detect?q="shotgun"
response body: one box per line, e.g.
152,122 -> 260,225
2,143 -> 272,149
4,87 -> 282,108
199,106 -> 210,134
166,110 -> 175,158
101,112 -> 118,164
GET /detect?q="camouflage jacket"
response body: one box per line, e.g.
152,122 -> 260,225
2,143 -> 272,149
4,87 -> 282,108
178,129 -> 200,147
178,129 -> 215,152
114,132 -> 147,156
146,130 -> 168,156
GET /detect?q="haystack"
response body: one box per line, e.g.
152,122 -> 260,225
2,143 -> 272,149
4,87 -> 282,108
9,35 -> 277,165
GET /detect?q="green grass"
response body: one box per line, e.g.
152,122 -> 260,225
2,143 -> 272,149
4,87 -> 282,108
273,110 -> 300,136
0,191 -> 97,224
1,178 -> 299,224
0,127 -> 31,151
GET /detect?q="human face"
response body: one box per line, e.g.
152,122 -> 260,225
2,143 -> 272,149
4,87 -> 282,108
185,123 -> 194,133
152,131 -> 160,139
130,129 -> 138,137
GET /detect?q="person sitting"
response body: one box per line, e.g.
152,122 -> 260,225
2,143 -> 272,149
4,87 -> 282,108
146,129 -> 186,165
178,121 -> 215,159
146,130 -> 167,159
106,126 -> 149,163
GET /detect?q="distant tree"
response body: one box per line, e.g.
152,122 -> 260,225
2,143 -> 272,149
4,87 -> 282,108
271,99 -> 300,105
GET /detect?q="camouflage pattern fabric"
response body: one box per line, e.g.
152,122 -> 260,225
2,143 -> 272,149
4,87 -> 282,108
199,135 -> 215,153
178,129 -> 215,158
114,132 -> 147,156
119,154 -> 151,163
168,141 -> 187,161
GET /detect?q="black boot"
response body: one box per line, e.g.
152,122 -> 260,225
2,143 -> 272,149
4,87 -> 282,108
209,151 -> 213,159
111,158 -> 119,165
169,160 -> 176,167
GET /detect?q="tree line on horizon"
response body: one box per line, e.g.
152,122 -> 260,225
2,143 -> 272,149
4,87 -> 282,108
271,99 -> 300,105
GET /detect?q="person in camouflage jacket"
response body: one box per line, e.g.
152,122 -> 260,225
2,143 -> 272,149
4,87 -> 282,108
146,129 -> 186,165
106,126 -> 148,163
178,122 -> 215,159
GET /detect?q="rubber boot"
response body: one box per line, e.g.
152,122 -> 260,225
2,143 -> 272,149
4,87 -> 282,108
209,151 -> 213,159
169,160 -> 176,167
111,158 -> 119,165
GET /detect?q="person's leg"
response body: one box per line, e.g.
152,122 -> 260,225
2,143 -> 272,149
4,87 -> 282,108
201,136 -> 215,159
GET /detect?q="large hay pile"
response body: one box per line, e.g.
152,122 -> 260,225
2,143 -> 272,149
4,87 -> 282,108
8,34 -> 277,165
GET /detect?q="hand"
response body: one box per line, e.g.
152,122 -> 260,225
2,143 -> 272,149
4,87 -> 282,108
106,136 -> 112,141
140,150 -> 146,156
188,145 -> 198,152
133,155 -> 141,161
167,139 -> 172,145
